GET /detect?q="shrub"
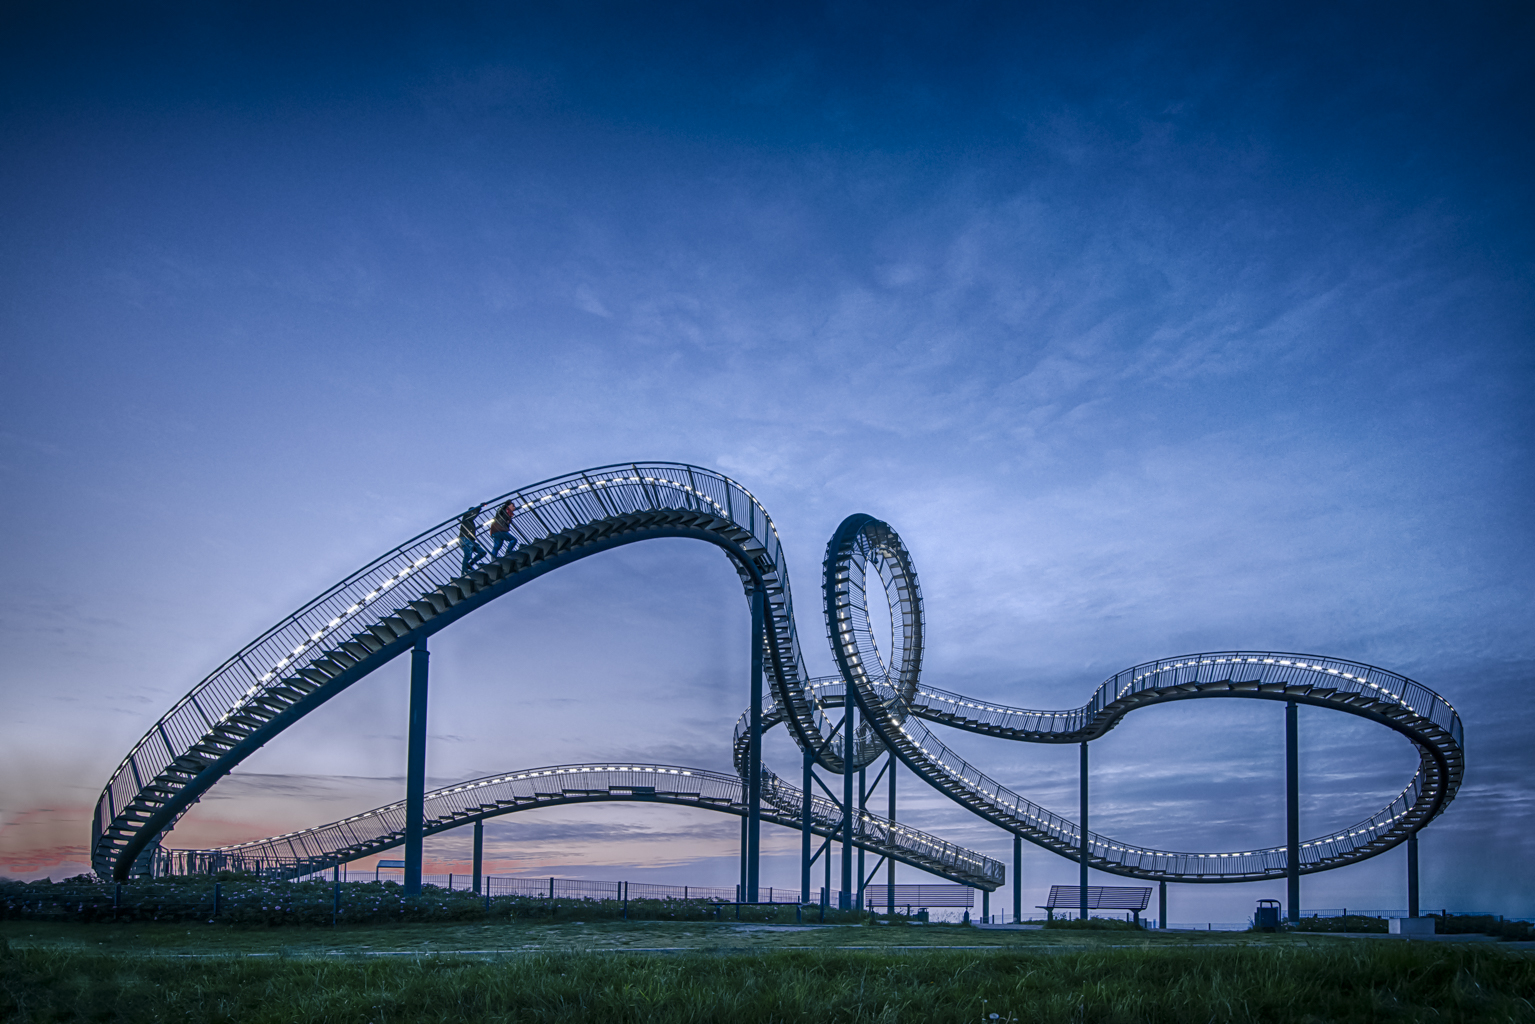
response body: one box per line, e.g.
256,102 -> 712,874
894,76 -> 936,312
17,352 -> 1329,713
1286,914 -> 1388,933
1042,916 -> 1142,931
0,878 -> 868,927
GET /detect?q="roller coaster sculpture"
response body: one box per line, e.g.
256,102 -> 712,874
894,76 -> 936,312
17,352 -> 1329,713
93,463 -> 1464,914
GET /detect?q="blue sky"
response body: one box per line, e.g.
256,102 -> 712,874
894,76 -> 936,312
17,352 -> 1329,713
1,2 -> 1530,922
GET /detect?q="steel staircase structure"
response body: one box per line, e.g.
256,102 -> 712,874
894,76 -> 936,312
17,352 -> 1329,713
94,462 -> 1463,887
173,763 -> 1002,888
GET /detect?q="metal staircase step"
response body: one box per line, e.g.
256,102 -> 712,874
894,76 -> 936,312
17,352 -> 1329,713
352,632 -> 386,653
367,624 -> 399,645
341,640 -> 374,660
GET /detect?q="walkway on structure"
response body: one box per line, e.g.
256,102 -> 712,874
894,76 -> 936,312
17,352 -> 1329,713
173,763 -> 1000,889
93,462 -> 1462,917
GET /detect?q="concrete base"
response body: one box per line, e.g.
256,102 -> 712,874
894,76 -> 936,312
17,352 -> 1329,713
1390,917 -> 1436,936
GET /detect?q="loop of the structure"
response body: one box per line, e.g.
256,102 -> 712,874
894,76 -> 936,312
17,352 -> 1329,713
93,462 -> 1463,886
821,514 -> 1464,882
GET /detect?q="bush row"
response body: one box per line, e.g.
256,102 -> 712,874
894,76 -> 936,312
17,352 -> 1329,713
0,876 -> 871,927
1285,912 -> 1533,940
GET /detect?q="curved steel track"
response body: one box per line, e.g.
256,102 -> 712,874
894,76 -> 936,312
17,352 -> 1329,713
94,462 -> 1463,885
174,763 -> 1000,888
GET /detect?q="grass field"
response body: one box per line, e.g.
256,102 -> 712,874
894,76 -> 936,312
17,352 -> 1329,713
3,919 -> 1533,1022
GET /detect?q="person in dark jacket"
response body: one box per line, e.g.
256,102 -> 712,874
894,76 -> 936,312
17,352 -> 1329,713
489,501 -> 519,560
459,504 -> 487,575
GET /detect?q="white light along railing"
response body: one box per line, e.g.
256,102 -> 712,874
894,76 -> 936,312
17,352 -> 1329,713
171,764 -> 1004,887
96,464 -> 811,862
852,655 -> 1458,878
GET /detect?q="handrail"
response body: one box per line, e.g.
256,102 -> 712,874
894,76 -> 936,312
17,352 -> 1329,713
169,762 -> 1004,888
821,513 -> 1463,882
95,464 -> 1463,888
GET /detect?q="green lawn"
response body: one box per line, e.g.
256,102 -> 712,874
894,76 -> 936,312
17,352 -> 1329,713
3,920 -> 1532,1022
2,917 -> 1340,954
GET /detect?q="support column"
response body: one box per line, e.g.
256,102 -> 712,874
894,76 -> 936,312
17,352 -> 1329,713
801,747 -> 813,904
1079,740 -> 1089,920
1286,700 -> 1300,923
887,754 -> 896,918
1013,834 -> 1023,924
982,889 -> 989,924
824,829 -> 832,905
856,765 -> 867,909
1407,831 -> 1420,918
739,814 -> 747,902
472,819 -> 483,895
404,636 -> 429,896
841,702 -> 855,909
1159,880 -> 1167,930
747,586 -> 764,903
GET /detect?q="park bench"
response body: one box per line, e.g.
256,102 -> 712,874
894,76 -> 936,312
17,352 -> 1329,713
1040,885 -> 1153,925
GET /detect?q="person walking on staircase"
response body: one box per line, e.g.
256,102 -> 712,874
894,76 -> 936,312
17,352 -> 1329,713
459,504 -> 487,575
489,501 -> 519,560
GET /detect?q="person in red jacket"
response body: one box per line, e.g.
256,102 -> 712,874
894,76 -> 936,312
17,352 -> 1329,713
489,501 -> 519,560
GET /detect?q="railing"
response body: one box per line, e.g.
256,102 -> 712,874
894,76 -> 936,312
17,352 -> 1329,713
99,463 -> 1464,891
96,464 -> 824,877
824,513 -> 1464,882
168,763 -> 1005,889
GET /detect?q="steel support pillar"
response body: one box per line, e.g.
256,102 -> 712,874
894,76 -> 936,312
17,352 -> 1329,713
747,586 -> 764,902
404,637 -> 429,896
1079,740 -> 1089,920
1159,880 -> 1167,929
886,754 -> 896,918
1286,700 -> 1300,923
1013,834 -> 1023,924
1407,830 -> 1420,918
739,814 -> 747,902
801,747 -> 814,904
856,765 -> 866,909
824,829 -> 832,905
472,819 -> 483,895
841,702 -> 855,909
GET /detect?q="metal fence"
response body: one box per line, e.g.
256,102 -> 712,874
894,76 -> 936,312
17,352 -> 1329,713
862,884 -> 975,909
480,876 -> 801,903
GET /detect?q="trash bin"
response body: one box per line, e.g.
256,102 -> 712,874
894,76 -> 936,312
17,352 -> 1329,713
1255,899 -> 1282,931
